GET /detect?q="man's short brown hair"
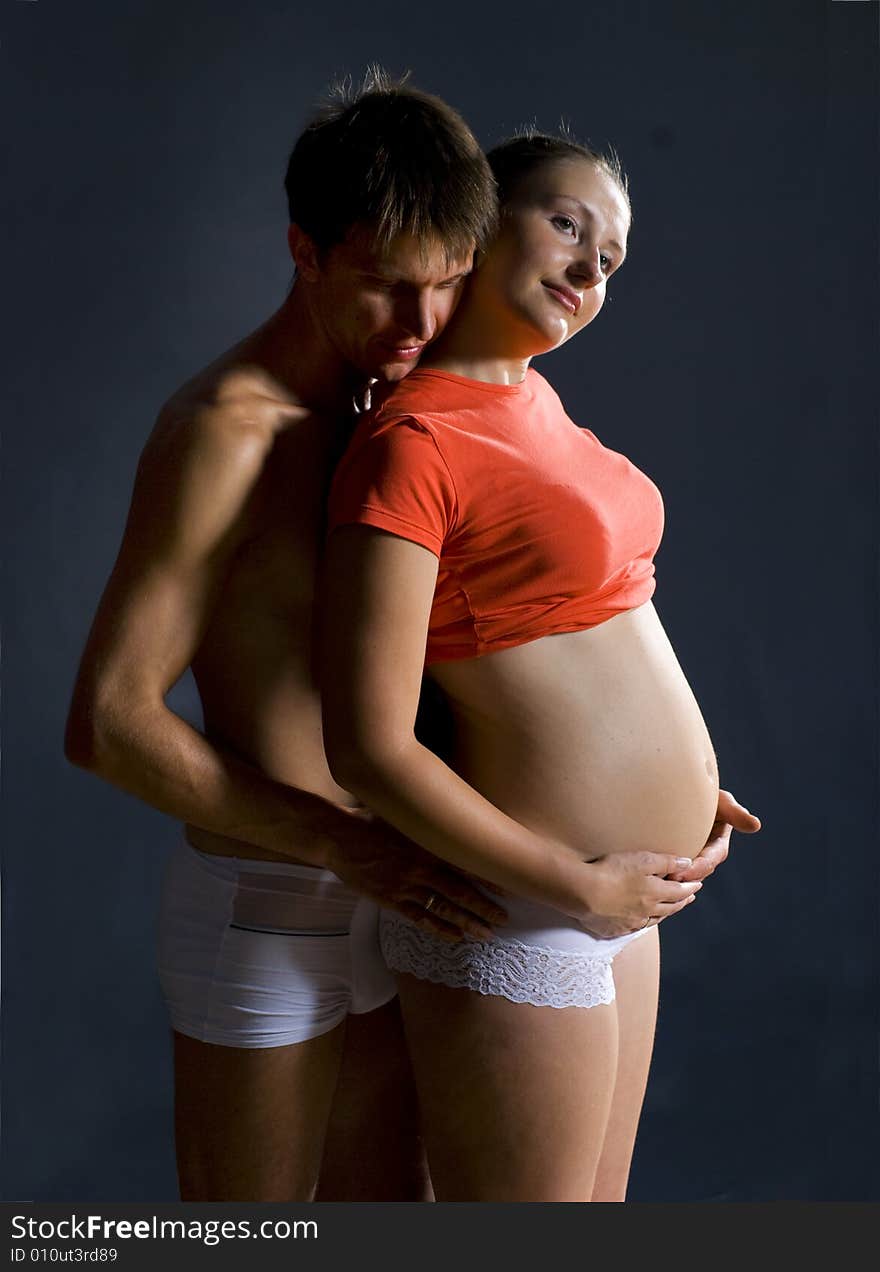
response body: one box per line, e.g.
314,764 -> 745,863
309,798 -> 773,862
285,68 -> 497,263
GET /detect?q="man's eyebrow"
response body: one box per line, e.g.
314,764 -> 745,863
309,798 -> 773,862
364,267 -> 472,283
550,195 -> 626,256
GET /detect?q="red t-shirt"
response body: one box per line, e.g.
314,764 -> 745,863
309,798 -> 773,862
328,367 -> 664,664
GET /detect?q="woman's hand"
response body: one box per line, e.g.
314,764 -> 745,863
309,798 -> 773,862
578,789 -> 762,936
666,789 -> 761,884
576,851 -> 703,938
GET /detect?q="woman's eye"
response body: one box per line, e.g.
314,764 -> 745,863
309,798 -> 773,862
551,215 -> 577,235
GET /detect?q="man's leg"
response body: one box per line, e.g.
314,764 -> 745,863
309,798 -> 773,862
316,997 -> 432,1201
173,1026 -> 345,1202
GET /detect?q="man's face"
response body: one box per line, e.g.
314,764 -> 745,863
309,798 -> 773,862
307,227 -> 474,382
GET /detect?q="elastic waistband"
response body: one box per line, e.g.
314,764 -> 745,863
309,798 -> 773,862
184,837 -> 343,885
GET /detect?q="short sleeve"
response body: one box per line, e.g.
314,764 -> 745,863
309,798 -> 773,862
327,418 -> 457,557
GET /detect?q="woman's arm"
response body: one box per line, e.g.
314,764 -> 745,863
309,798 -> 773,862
321,525 -> 701,931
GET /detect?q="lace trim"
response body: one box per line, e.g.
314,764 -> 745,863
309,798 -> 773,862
380,917 -> 616,1009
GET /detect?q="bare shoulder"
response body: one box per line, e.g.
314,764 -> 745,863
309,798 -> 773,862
113,343 -> 321,561
148,356 -> 311,478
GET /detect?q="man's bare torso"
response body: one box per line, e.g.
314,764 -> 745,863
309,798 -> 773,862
162,331 -> 360,862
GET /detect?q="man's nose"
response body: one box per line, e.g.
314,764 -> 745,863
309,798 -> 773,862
397,292 -> 436,342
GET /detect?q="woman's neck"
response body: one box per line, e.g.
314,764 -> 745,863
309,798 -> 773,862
420,295 -> 533,386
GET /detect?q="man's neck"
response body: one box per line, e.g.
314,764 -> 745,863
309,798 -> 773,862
253,285 -> 363,416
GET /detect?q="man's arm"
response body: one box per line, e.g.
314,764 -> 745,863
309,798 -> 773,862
65,382 -> 340,851
65,373 -> 505,941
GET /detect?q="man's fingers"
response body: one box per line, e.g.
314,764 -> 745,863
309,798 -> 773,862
397,885 -> 498,939
397,903 -> 462,944
396,901 -> 489,945
458,869 -> 510,898
412,869 -> 507,926
418,891 -> 497,940
438,881 -> 508,926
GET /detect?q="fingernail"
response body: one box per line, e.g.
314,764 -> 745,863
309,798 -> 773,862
693,881 -> 703,890
675,857 -> 693,866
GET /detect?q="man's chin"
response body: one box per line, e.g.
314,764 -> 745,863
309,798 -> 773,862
372,359 -> 420,384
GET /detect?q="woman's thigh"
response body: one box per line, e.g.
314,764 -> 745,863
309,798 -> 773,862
592,926 -> 660,1201
396,974 -> 619,1201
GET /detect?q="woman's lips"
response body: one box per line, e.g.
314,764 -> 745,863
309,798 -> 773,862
542,283 -> 581,315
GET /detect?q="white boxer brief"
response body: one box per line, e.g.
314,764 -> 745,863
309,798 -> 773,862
157,839 -> 396,1047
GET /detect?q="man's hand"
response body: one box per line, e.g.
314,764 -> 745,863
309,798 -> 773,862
323,806 -> 508,944
666,789 -> 761,883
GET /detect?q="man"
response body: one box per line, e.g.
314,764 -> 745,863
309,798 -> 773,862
65,71 -> 758,1203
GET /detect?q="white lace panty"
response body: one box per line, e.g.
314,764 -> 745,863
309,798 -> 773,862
379,892 -> 652,1010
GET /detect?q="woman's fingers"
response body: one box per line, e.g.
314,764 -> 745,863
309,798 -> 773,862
641,879 -> 701,925
581,852 -> 703,931
716,788 -> 762,832
667,826 -> 731,881
667,789 -> 763,884
651,892 -> 699,919
653,877 -> 702,903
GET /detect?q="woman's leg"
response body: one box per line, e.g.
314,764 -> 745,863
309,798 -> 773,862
591,926 -> 660,1201
396,974 -> 619,1201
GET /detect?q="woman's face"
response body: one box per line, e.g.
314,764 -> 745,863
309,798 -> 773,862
475,157 -> 630,357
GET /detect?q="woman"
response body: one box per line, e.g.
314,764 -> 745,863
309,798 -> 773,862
322,134 -> 758,1201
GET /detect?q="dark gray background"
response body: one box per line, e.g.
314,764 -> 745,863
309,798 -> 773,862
3,0 -> 877,1201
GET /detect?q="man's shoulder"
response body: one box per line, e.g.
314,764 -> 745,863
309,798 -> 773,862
148,350 -> 311,477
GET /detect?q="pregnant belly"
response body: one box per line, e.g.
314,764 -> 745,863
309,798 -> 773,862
430,603 -> 719,861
